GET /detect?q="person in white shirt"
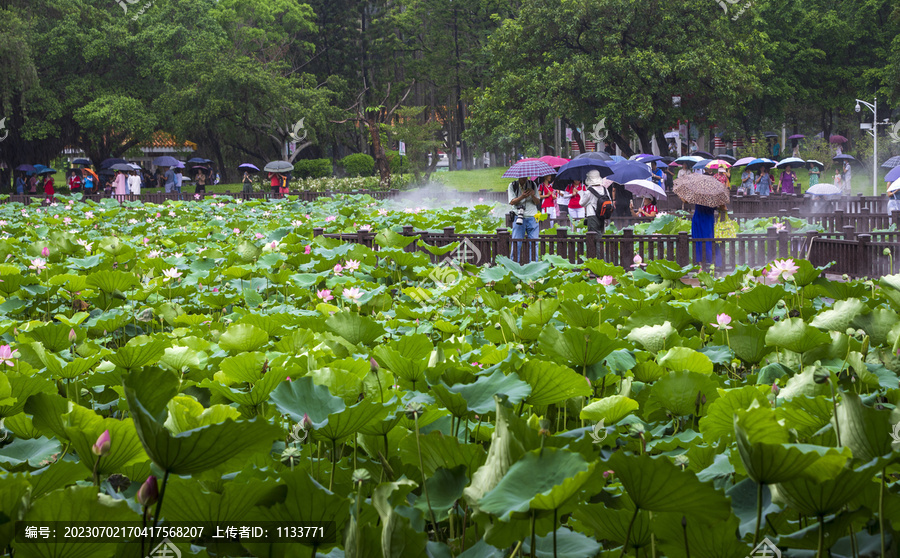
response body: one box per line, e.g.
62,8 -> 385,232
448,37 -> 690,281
128,169 -> 141,197
578,170 -> 611,235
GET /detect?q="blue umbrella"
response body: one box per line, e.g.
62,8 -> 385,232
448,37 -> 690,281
692,159 -> 713,170
72,158 -> 91,166
607,161 -> 652,184
634,154 -> 665,164
675,156 -> 702,165
745,158 -> 777,172
187,157 -> 212,164
881,156 -> 900,169
609,155 -> 627,163
36,166 -> 57,175
555,158 -> 613,183
885,166 -> 900,182
153,156 -> 181,167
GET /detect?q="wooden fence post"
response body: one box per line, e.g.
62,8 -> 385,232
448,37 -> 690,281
676,231 -> 690,267
835,210 -> 845,231
557,228 -> 568,261
313,227 -> 324,238
843,225 -> 856,241
893,210 -> 900,228
858,234 -> 872,277
766,226 -> 777,262
586,231 -> 598,260
621,228 -> 635,267
497,228 -> 510,262
777,228 -> 789,258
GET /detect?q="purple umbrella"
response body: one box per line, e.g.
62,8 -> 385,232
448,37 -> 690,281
788,134 -> 805,140
15,164 -> 35,173
502,160 -> 558,179
153,156 -> 181,167
885,166 -> 900,182
238,163 -> 261,172
830,135 -> 848,144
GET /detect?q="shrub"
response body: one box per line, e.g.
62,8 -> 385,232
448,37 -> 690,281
340,153 -> 375,177
293,158 -> 333,179
385,150 -> 410,174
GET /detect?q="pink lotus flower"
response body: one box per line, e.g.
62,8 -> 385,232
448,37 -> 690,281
304,245 -> 311,255
631,254 -> 645,269
767,259 -> 799,282
162,268 -> 182,281
597,276 -> 614,286
155,213 -> 161,218
317,289 -> 334,302
291,219 -> 303,227
233,228 -> 241,234
712,313 -> 733,330
212,287 -> 219,293
28,258 -> 47,272
333,264 -> 344,275
255,233 -> 264,239
0,345 -> 17,366
343,287 -> 363,302
378,209 -> 388,216
344,259 -> 360,272
194,194 -> 202,200
41,247 -> 49,257
63,217 -> 72,224
92,430 -> 111,456
325,215 -> 336,222
774,222 -> 786,232
270,241 -> 278,250
143,238 -> 150,245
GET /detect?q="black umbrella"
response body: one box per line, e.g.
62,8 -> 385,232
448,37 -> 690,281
72,158 -> 91,166
554,159 -> 613,184
691,151 -> 714,159
763,131 -> 779,138
574,151 -> 613,161
187,157 -> 212,164
717,155 -> 737,164
100,158 -> 128,169
110,163 -> 134,172
833,154 -> 857,162
98,168 -> 116,176
153,156 -> 181,167
264,160 -> 294,173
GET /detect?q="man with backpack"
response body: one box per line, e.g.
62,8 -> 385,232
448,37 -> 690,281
579,170 -> 614,236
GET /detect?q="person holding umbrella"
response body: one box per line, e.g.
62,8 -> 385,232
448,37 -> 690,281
42,172 -> 55,199
674,173 -> 729,266
82,168 -> 97,193
508,175 -> 540,262
537,175 -> 558,221
196,169 -> 208,193
808,163 -> 821,189
14,172 -> 25,195
778,165 -> 797,194
242,170 -> 254,193
113,168 -> 128,198
842,159 -> 852,194
754,167 -> 773,196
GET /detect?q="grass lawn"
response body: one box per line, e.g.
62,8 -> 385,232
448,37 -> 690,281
440,168 -> 512,192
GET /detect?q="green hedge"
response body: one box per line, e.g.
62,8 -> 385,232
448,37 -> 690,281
385,150 -> 410,174
293,158 -> 333,179
340,153 -> 375,177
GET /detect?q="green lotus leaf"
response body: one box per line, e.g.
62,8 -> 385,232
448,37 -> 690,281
495,255 -> 551,282
464,397 -> 526,513
658,346 -> 713,374
765,318 -> 832,355
269,375 -> 345,427
850,307 -> 899,347
520,527 -> 602,558
85,269 -> 140,293
217,351 -> 268,384
580,395 -> 639,424
202,368 -> 289,407
16,486 -> 137,558
25,323 -> 77,353
448,370 -> 532,415
107,336 -> 169,370
27,460 -> 90,499
479,448 -> 594,519
0,367 -> 54,417
522,299 -> 559,328
734,404 -> 826,484
699,386 -> 768,443
538,325 -> 622,368
24,392 -> 69,441
651,512 -> 749,558
163,395 -> 241,434
325,311 -> 386,346
834,391 -> 897,462
0,436 -> 61,470
218,323 -> 269,352
313,398 -> 393,443
626,303 -> 694,331
626,322 -> 676,353
738,284 -> 787,314
0,274 -> 37,297
124,368 -> 281,474
375,228 -> 418,248
774,459 -> 882,516
373,333 -> 431,386
412,465 -> 468,522
646,370 -> 719,418
517,359 -> 592,406
570,504 -> 652,549
163,476 -> 282,523
775,395 -> 834,438
608,452 -> 731,522
371,477 -> 428,558
398,430 -> 487,477
62,404 -> 149,476
809,298 -> 866,331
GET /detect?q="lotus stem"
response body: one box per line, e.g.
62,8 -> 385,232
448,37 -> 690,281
816,514 -> 825,558
414,412 -> 441,542
553,508 -> 558,558
753,482 -> 763,547
530,510 -> 536,558
829,381 -> 842,447
508,541 -> 522,558
330,439 -> 337,491
880,467 -> 886,558
682,516 -> 690,558
620,506 -> 640,557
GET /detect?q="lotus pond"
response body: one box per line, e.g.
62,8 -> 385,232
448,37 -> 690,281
0,194 -> 899,558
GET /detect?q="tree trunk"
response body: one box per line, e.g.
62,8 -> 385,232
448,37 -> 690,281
367,115 -> 391,186
609,130 -> 633,157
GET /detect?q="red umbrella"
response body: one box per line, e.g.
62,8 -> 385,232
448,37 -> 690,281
830,135 -> 848,144
537,155 -> 570,168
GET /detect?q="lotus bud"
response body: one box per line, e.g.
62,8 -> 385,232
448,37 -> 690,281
813,370 -> 831,384
884,248 -> 892,256
845,328 -> 856,336
41,247 -> 49,257
842,274 -> 849,281
602,470 -> 615,479
776,300 -> 786,309
771,383 -> 780,396
68,329 -> 77,343
91,430 -> 111,456
301,413 -> 313,431
370,358 -> 379,373
136,475 -> 158,507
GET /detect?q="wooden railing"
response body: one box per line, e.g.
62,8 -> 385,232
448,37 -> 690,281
316,225 -> 900,279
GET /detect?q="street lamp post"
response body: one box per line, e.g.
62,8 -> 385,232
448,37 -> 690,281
855,97 -> 878,196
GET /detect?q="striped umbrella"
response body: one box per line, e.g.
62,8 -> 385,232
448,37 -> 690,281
776,157 -> 805,169
881,156 -> 900,169
502,160 -> 557,179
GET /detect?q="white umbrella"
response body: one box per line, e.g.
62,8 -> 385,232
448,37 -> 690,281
776,157 -> 805,169
625,179 -> 667,200
674,156 -> 702,164
888,178 -> 900,193
664,131 -> 684,140
806,183 -> 842,196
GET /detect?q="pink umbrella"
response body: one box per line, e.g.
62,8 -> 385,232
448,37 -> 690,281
538,155 -> 570,168
830,135 -> 848,144
733,157 -> 756,167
